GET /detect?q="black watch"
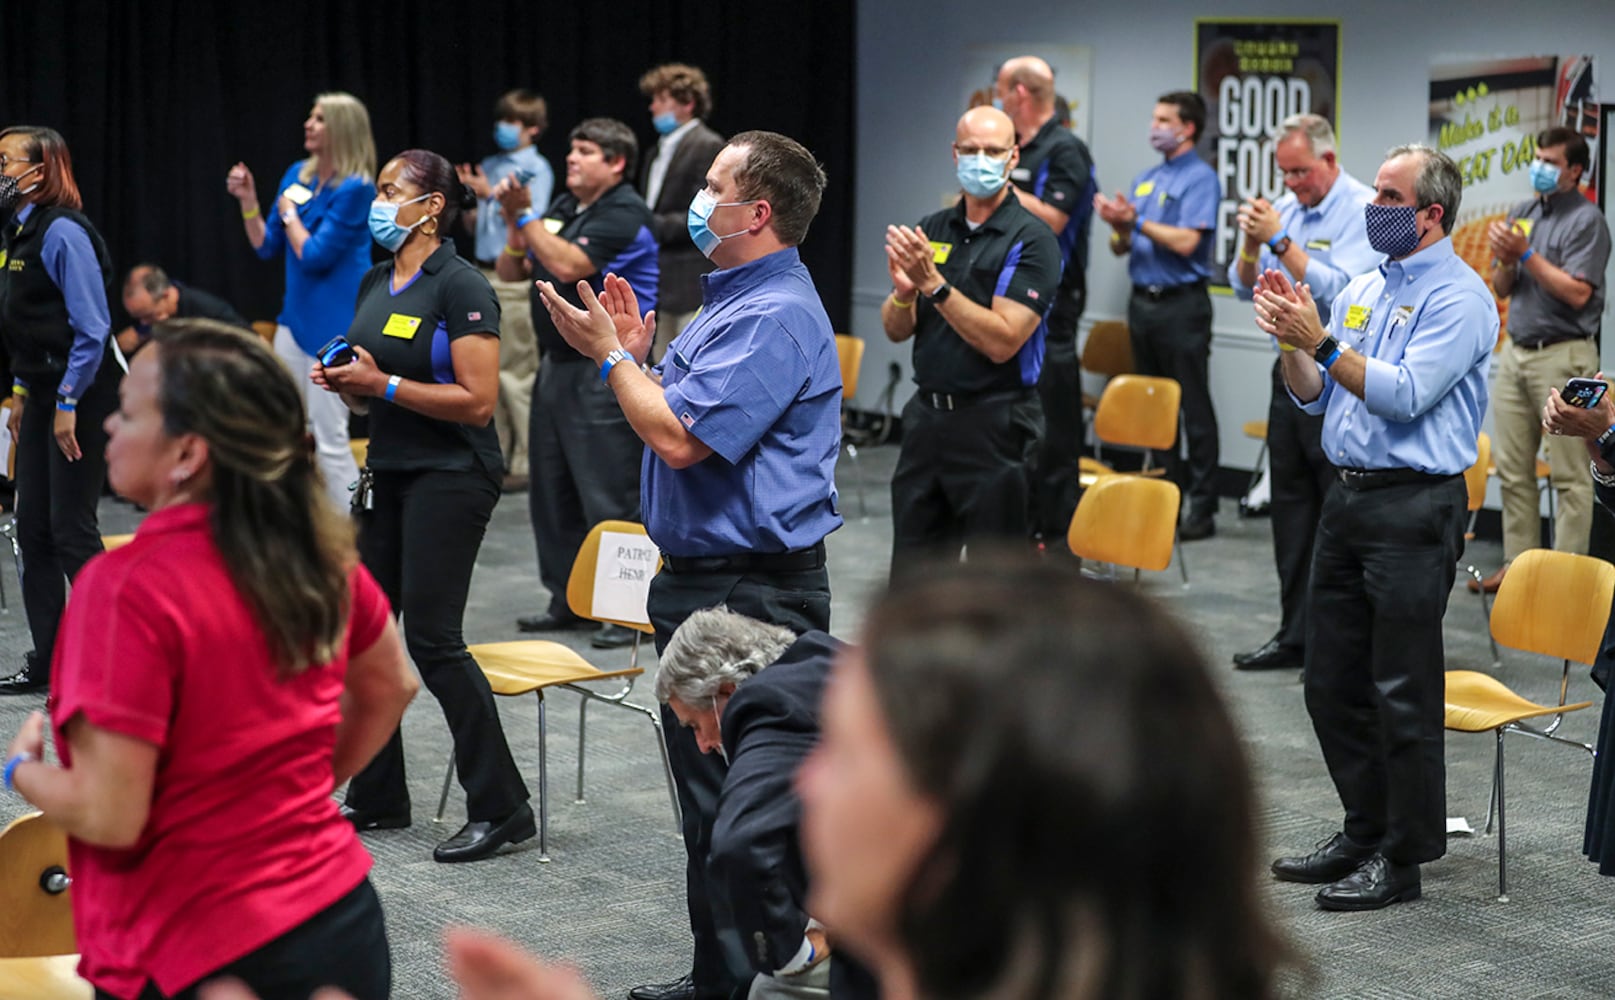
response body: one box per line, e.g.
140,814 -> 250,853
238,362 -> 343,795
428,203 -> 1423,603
1312,335 -> 1341,366
925,282 -> 953,304
1268,233 -> 1292,255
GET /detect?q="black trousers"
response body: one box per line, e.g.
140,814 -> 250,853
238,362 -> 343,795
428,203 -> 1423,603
1127,287 -> 1219,518
1266,360 -> 1334,651
346,468 -> 529,822
889,391 -> 1042,578
16,362 -> 117,673
1305,474 -> 1466,864
647,564 -> 832,996
1033,285 -> 1086,540
96,877 -> 391,1000
529,358 -> 642,619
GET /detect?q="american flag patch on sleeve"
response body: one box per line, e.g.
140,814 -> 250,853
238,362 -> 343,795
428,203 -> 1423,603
680,411 -> 695,428
468,311 -> 482,321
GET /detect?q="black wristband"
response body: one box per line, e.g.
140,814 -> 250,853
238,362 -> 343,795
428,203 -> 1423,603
1312,336 -> 1341,367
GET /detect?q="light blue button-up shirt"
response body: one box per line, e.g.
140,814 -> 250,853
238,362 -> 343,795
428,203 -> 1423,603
1227,169 -> 1377,327
1295,238 -> 1497,475
1126,148 -> 1221,286
473,146 -> 553,264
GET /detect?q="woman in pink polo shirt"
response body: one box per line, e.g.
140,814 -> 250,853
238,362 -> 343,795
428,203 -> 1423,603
3,318 -> 418,1000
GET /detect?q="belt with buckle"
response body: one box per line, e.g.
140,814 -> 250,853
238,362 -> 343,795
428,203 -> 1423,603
663,541 -> 826,575
1132,280 -> 1206,301
915,387 -> 1031,411
1515,336 -> 1592,351
1335,467 -> 1458,491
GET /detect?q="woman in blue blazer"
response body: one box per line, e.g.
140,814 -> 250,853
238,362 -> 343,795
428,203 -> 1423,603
227,91 -> 375,509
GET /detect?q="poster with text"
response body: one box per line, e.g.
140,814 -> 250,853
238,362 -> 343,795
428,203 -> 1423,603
1429,55 -> 1599,332
1194,18 -> 1340,292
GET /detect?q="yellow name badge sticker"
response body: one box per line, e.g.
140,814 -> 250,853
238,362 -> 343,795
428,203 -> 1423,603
930,241 -> 953,264
1513,219 -> 1533,237
282,183 -> 314,206
542,218 -> 564,235
0,250 -> 8,270
1134,180 -> 1155,198
1305,239 -> 1332,251
1343,304 -> 1371,331
382,313 -> 423,339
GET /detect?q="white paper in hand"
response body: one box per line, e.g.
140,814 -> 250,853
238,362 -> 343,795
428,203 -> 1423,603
591,531 -> 658,624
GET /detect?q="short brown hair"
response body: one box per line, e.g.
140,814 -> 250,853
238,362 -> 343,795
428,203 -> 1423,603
638,63 -> 713,120
495,89 -> 549,134
1538,125 -> 1590,174
726,131 -> 826,247
569,118 -> 639,182
0,126 -> 83,211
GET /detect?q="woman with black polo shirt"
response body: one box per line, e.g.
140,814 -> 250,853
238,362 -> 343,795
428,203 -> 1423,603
0,126 -> 117,695
314,148 -> 532,863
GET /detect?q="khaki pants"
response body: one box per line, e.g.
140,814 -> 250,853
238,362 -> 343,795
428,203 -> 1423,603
1493,336 -> 1597,561
746,957 -> 831,1000
484,268 -> 539,479
650,307 -> 702,364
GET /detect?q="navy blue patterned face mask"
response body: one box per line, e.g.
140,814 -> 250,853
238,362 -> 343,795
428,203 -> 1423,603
1364,203 -> 1421,259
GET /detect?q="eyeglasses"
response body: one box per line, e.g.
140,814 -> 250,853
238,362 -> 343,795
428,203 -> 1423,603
954,143 -> 1014,158
0,155 -> 33,170
1281,165 -> 1315,182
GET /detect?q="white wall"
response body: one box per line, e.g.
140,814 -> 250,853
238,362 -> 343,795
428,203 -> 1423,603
852,0 -> 1615,472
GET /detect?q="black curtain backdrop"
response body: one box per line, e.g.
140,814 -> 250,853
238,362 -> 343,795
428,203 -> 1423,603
0,0 -> 856,331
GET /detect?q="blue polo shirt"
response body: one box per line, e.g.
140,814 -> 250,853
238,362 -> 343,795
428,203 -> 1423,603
1294,238 -> 1496,475
1226,170 -> 1377,327
473,146 -> 552,264
645,247 -> 843,557
1125,148 -> 1221,286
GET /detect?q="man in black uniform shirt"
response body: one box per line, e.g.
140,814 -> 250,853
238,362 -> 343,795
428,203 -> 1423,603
881,106 -> 1061,575
117,264 -> 247,357
996,56 -> 1098,544
496,118 -> 660,649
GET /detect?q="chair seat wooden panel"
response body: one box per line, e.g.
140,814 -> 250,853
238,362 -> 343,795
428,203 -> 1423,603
468,641 -> 642,696
0,813 -> 76,959
101,534 -> 134,552
0,955 -> 93,999
1067,476 -> 1180,572
1488,550 -> 1615,664
1443,670 -> 1593,732
1242,420 -> 1268,440
1091,375 -> 1180,453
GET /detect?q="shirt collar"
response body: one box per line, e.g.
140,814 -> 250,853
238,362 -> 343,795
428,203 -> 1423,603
1381,235 -> 1456,282
950,187 -> 1023,234
662,118 -> 701,145
1540,187 -> 1588,215
15,203 -> 33,225
422,238 -> 461,274
702,246 -> 802,304
1304,172 -> 1352,218
135,501 -> 212,539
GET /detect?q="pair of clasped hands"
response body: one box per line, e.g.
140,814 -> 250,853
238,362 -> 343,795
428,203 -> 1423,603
1250,268 -> 1328,352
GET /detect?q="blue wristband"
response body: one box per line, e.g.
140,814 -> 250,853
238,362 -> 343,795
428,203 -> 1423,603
55,400 -> 75,413
516,209 -> 540,229
1133,217 -> 1145,235
600,349 -> 631,384
1519,247 -> 1535,264
384,375 -> 401,402
4,752 -> 34,793
1322,346 -> 1343,369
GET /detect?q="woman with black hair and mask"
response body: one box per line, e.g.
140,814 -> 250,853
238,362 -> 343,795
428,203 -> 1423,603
314,148 -> 533,864
0,125 -> 117,695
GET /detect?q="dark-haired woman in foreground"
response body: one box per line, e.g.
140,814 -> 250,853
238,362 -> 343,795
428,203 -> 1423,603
315,148 -> 532,864
3,319 -> 417,999
0,125 -> 117,694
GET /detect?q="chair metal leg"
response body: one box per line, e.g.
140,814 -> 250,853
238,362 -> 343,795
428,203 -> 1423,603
535,692 -> 550,863
1465,565 -> 1501,664
648,708 -> 683,835
1495,730 -> 1509,902
1176,537 -> 1189,586
845,442 -> 867,517
435,755 -> 455,823
576,697 -> 589,804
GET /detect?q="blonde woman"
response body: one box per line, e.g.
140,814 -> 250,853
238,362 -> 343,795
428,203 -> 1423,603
227,91 -> 375,508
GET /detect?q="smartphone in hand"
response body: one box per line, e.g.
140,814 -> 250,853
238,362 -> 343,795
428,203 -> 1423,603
1564,377 -> 1609,409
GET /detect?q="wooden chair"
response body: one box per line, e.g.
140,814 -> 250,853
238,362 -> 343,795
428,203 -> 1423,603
1067,475 -> 1181,582
0,812 -> 92,999
1486,454 -> 1556,548
1078,320 -> 1134,422
833,335 -> 867,516
1460,433 -> 1500,663
1443,549 -> 1615,901
438,520 -> 678,862
250,320 -> 277,345
1078,376 -> 1187,583
1241,419 -> 1268,505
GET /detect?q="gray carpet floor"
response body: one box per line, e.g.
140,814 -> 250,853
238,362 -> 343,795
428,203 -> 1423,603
4,443 -> 1615,999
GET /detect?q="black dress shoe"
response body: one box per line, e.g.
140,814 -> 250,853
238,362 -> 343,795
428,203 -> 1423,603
1272,831 -> 1376,884
628,974 -> 696,1000
591,624 -> 638,649
1233,638 -> 1304,671
434,803 -> 537,863
517,611 -> 592,633
1179,516 -> 1216,541
339,803 -> 412,831
1315,854 -> 1420,911
0,652 -> 48,695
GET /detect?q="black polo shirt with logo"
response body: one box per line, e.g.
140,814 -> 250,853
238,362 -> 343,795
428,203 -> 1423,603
909,190 -> 1061,395
525,181 -> 660,361
1010,117 -> 1096,305
346,238 -> 503,474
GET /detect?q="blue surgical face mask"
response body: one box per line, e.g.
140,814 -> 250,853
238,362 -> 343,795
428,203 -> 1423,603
1529,159 -> 1561,194
687,190 -> 756,259
653,112 -> 680,136
991,97 -> 1005,112
494,121 -> 523,152
1364,203 -> 1423,259
957,153 -> 1010,198
368,193 -> 431,252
